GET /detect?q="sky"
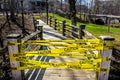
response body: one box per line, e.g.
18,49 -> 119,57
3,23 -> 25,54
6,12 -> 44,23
62,0 -> 94,5
60,0 -> 96,8
80,0 -> 94,5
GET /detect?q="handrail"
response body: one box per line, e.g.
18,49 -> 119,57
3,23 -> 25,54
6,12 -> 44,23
82,30 -> 97,39
22,30 -> 41,41
69,24 -> 79,29
48,16 -> 97,39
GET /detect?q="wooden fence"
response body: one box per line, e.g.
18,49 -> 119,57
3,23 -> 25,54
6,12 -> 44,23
46,16 -> 116,80
48,16 -> 96,39
110,48 -> 120,79
0,18 -> 43,80
0,47 -> 10,80
7,19 -> 43,80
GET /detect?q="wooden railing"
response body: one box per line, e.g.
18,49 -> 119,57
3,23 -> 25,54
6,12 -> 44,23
0,47 -> 10,79
110,48 -> 120,79
48,16 -> 96,39
0,15 -> 117,80
0,33 -> 10,79
0,18 -> 43,80
46,16 -> 116,80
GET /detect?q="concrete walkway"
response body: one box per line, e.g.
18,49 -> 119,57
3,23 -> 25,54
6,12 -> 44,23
26,19 -> 96,80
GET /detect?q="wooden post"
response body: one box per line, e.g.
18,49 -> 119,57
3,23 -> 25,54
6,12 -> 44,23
50,16 -> 52,27
0,38 -> 4,48
108,17 -> 111,32
36,20 -> 43,40
98,36 -> 115,80
33,17 -> 37,31
54,19 -> 57,30
105,16 -> 108,24
79,24 -> 85,39
38,25 -> 43,40
7,34 -> 22,80
35,21 -> 39,32
62,20 -> 66,36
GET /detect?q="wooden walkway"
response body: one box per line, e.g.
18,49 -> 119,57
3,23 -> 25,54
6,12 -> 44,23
25,19 -> 96,80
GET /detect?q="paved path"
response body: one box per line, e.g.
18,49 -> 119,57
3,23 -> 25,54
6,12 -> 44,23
25,20 -> 96,80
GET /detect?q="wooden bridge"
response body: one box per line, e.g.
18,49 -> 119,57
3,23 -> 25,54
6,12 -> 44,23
32,20 -> 96,80
0,16 -> 115,80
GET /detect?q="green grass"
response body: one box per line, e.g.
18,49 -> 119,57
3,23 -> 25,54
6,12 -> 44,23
86,23 -> 120,41
47,13 -> 120,41
48,13 -> 71,24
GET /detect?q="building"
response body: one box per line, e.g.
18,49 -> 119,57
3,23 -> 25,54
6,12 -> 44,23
0,0 -> 5,11
23,0 -> 46,12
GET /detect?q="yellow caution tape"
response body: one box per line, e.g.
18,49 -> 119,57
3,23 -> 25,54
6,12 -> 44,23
24,47 -> 101,54
104,42 -> 114,47
25,43 -> 103,48
9,44 -> 102,58
10,56 -> 111,65
8,40 -> 25,46
10,56 -> 110,72
18,47 -> 91,54
8,38 -> 113,73
8,41 -> 102,47
10,53 -> 100,58
8,38 -> 113,47
103,42 -> 114,50
26,39 -> 101,43
8,41 -> 113,50
27,43 -> 73,47
12,63 -> 96,70
98,68 -> 110,72
8,38 -> 113,51
11,64 -> 109,72
8,42 -> 21,45
8,43 -> 112,50
11,47 -> 87,55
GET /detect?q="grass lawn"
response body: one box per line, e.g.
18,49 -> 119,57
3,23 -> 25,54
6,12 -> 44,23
48,13 -> 120,42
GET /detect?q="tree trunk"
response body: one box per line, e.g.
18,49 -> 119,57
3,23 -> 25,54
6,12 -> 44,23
61,0 -> 63,10
10,0 -> 15,21
68,0 -> 76,25
80,0 -> 82,20
68,0 -> 77,37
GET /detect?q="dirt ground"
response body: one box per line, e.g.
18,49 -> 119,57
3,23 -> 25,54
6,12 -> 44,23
0,14 -> 34,39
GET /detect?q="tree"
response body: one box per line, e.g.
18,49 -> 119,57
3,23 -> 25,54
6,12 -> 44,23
94,0 -> 100,14
68,0 -> 76,25
68,0 -> 77,37
80,0 -> 82,20
61,0 -> 63,10
9,0 -> 16,21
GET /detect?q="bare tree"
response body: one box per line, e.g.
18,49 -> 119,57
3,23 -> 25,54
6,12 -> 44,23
68,0 -> 77,25
68,0 -> 77,37
94,0 -> 100,14
61,0 -> 63,10
92,0 -> 120,15
79,0 -> 82,20
9,0 -> 16,21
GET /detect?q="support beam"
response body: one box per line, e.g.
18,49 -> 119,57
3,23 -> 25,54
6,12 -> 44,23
79,24 -> 85,39
46,0 -> 48,24
98,36 -> 115,80
7,34 -> 22,80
